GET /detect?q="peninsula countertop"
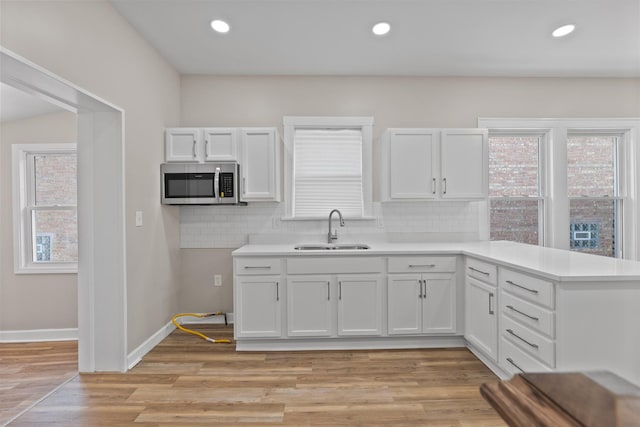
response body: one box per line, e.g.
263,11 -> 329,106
232,240 -> 640,283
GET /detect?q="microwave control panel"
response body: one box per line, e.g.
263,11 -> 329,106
220,173 -> 234,198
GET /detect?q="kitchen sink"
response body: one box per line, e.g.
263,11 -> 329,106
294,243 -> 370,251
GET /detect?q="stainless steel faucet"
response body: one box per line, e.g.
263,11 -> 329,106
328,209 -> 345,243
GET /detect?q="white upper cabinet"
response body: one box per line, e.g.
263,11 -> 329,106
440,129 -> 488,199
166,127 -> 239,162
387,129 -> 438,199
165,128 -> 202,162
381,128 -> 488,200
240,127 -> 280,202
202,127 -> 238,161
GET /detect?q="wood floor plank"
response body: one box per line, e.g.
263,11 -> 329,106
0,340 -> 77,426
8,325 -> 507,426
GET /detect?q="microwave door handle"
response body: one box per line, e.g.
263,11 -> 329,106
214,168 -> 220,201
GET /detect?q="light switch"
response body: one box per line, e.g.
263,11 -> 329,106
135,211 -> 143,227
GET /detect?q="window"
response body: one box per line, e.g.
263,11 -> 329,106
12,144 -> 78,273
488,133 -> 544,245
283,116 -> 373,219
567,133 -> 623,257
479,118 -> 638,260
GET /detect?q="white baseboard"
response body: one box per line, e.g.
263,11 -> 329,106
179,312 -> 234,325
0,328 -> 78,343
127,320 -> 175,370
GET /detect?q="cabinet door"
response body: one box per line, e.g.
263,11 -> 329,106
440,129 -> 488,199
387,129 -> 438,199
234,276 -> 281,338
387,274 -> 422,335
422,274 -> 456,334
287,275 -> 333,337
203,128 -> 238,161
337,275 -> 383,336
240,128 -> 280,201
165,128 -> 201,162
465,276 -> 498,361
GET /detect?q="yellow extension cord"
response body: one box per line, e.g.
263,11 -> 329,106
171,312 -> 232,344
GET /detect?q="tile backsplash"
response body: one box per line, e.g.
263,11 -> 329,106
180,201 -> 483,248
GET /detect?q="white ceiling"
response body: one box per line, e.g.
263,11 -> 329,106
110,0 -> 640,77
0,83 -> 63,123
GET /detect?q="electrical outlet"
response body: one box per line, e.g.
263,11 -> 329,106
214,274 -> 222,287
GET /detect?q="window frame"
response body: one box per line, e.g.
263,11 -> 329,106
478,117 -> 639,260
12,143 -> 78,274
566,130 -> 626,258
487,129 -> 547,246
283,116 -> 374,220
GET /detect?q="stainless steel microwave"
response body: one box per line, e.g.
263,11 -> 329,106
161,162 -> 241,205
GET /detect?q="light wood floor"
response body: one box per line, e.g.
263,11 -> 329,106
0,340 -> 78,426
9,325 -> 506,426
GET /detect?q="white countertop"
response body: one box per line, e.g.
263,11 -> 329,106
232,240 -> 640,282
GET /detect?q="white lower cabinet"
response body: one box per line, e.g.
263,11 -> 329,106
235,276 -> 282,338
287,275 -> 333,337
337,275 -> 383,336
387,273 -> 456,335
465,275 -> 498,362
287,274 -> 383,337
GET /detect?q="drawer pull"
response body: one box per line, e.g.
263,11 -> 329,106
409,264 -> 436,268
506,280 -> 538,294
488,292 -> 494,315
469,266 -> 490,276
506,357 -> 524,373
506,328 -> 539,349
506,305 -> 539,321
244,266 -> 272,270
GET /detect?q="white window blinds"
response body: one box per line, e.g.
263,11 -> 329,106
293,129 -> 363,217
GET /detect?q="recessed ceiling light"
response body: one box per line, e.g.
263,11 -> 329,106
552,24 -> 575,38
372,21 -> 391,36
210,19 -> 230,34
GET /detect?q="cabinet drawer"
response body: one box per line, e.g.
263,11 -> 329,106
235,258 -> 281,275
501,268 -> 554,309
465,257 -> 497,285
501,315 -> 555,367
287,257 -> 384,274
388,256 -> 456,273
501,336 -> 552,376
501,291 -> 555,338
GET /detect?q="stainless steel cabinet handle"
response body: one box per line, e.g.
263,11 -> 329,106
432,177 -> 436,194
506,328 -> 539,349
506,280 -> 539,294
468,266 -> 490,276
205,139 -> 209,158
506,305 -> 539,321
409,264 -> 436,268
422,280 -> 427,299
418,279 -> 423,299
192,140 -> 197,159
443,178 -> 447,194
339,281 -> 342,300
242,177 -> 246,196
327,281 -> 330,301
506,357 -> 524,373
276,282 -> 279,301
488,292 -> 494,315
244,266 -> 272,270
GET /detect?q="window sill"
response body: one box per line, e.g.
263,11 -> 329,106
15,264 -> 78,275
281,216 -> 377,221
